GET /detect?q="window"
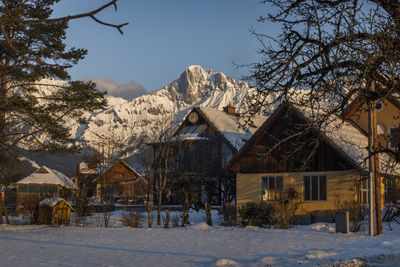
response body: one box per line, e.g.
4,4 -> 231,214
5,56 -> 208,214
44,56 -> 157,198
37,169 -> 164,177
19,185 -> 27,192
28,185 -> 39,193
48,185 -> 57,193
389,127 -> 400,149
303,175 -> 327,201
261,176 -> 283,201
359,178 -> 369,205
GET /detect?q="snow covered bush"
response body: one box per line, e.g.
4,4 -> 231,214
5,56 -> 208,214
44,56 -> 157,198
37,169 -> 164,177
238,202 -> 274,227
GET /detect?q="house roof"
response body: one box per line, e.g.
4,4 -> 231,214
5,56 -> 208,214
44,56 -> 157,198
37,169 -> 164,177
223,102 -> 400,175
78,162 -> 97,175
343,94 -> 400,119
96,159 -> 148,184
39,196 -> 74,209
175,106 -> 268,151
17,166 -> 77,189
114,159 -> 148,184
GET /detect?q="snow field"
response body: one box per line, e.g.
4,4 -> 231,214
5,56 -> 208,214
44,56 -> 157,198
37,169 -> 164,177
1,210 -> 400,266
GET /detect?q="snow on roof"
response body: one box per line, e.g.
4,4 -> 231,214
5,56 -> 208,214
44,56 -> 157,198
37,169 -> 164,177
17,166 -> 77,189
198,107 -> 267,150
298,106 -> 400,174
39,197 -> 69,207
78,162 -> 98,174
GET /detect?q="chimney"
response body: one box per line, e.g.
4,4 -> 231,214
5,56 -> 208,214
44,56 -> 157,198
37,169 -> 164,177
223,105 -> 238,116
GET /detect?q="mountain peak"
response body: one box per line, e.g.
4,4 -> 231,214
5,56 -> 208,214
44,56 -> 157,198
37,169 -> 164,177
186,65 -> 206,72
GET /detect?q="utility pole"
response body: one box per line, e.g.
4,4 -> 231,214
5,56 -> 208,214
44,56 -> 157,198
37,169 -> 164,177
368,80 -> 383,236
368,81 -> 376,236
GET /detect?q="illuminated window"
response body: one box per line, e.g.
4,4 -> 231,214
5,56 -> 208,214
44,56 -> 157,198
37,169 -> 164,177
261,176 -> 283,201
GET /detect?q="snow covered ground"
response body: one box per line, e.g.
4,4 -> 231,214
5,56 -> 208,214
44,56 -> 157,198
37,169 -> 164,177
1,210 -> 400,267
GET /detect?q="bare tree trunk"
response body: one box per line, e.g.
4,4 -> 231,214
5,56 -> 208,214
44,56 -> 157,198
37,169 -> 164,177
0,196 -> 9,224
164,209 -> 170,228
0,201 -> 3,224
205,202 -> 212,226
157,189 -> 162,225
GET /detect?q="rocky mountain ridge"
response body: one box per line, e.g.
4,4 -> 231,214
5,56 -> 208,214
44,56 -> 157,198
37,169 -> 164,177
22,65 -> 262,177
76,65 -> 256,151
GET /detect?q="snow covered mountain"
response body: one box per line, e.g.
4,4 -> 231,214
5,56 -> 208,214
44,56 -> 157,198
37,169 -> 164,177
76,65 -> 258,151
21,65 -> 265,177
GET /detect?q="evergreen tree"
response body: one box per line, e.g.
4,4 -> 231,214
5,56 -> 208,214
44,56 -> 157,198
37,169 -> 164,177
0,0 -> 126,221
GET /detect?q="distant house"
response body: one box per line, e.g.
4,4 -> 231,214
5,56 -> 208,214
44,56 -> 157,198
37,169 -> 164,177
152,105 -> 267,204
75,159 -> 147,204
223,102 -> 399,223
16,166 -> 77,209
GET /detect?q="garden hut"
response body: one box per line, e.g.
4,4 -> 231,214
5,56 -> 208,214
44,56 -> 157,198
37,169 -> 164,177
16,166 -> 77,211
39,197 -> 74,225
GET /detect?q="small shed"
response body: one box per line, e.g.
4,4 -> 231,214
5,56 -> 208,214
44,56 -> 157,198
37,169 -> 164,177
17,166 -> 77,207
39,197 -> 74,225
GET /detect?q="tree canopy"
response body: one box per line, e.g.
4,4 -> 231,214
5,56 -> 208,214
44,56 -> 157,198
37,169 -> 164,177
0,0 -> 126,181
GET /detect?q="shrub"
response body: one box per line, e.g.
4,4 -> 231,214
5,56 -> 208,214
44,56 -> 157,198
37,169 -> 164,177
238,201 -> 274,227
121,210 -> 141,228
220,202 -> 236,226
171,213 -> 180,228
273,187 -> 301,229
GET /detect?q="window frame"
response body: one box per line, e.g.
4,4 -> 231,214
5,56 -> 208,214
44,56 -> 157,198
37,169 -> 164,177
261,175 -> 283,201
303,175 -> 327,201
359,177 -> 369,205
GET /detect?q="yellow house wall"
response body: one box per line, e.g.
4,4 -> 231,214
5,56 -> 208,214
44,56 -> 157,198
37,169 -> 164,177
351,100 -> 400,148
237,171 -> 360,218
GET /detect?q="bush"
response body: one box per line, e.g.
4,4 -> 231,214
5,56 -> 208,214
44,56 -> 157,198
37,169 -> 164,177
220,202 -> 236,226
171,213 -> 180,228
238,202 -> 274,227
121,210 -> 141,228
273,187 -> 301,229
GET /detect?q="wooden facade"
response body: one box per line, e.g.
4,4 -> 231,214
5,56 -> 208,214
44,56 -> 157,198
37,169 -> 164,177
151,106 -> 257,205
16,167 -> 76,210
343,95 -> 400,202
76,159 -> 148,204
344,95 -> 400,149
38,197 -> 74,225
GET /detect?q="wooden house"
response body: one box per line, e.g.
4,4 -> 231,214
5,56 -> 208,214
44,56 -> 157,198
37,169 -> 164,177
75,159 -> 147,204
343,94 -> 400,150
152,105 -> 266,205
223,102 -> 400,223
343,94 -> 400,202
38,197 -> 74,225
16,166 -> 77,209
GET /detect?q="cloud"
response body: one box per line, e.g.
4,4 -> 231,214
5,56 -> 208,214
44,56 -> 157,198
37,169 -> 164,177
87,78 -> 147,100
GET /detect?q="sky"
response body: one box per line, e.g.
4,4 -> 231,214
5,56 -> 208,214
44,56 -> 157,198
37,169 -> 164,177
52,0 -> 276,99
